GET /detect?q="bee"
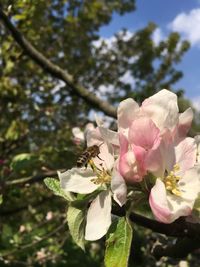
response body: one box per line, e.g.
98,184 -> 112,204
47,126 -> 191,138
76,144 -> 103,168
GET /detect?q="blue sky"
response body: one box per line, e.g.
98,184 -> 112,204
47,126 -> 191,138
99,0 -> 200,108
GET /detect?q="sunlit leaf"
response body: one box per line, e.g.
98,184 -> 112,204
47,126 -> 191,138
44,177 -> 75,201
105,217 -> 133,267
67,205 -> 86,251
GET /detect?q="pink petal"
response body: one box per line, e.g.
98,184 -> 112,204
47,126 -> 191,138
145,143 -> 165,177
149,179 -> 172,223
129,117 -> 160,150
118,133 -> 147,182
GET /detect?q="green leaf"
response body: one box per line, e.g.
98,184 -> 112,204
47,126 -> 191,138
10,153 -> 38,174
67,205 -> 86,251
0,194 -> 3,205
44,178 -> 75,201
105,217 -> 133,267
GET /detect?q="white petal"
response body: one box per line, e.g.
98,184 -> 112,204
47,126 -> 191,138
85,190 -> 112,241
177,108 -> 193,138
72,127 -> 84,141
86,128 -> 102,147
174,137 -> 196,173
178,166 -> 200,201
58,168 -> 99,194
92,142 -> 114,171
142,89 -> 179,131
98,126 -> 119,146
111,168 -> 127,206
195,135 -> 200,163
166,194 -> 193,222
117,98 -> 139,131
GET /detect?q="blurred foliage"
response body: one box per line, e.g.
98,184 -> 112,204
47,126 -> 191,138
0,0 -> 200,266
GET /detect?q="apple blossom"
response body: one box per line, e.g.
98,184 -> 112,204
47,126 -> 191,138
117,89 -> 194,183
59,126 -> 126,241
149,137 -> 200,223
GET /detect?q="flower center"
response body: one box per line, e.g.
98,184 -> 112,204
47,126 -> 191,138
89,160 -> 111,185
163,164 -> 181,196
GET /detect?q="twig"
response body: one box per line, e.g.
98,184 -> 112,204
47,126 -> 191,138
5,170 -> 60,186
0,7 -> 117,118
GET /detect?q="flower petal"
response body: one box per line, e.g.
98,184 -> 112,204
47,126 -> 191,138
85,190 -> 112,241
149,179 -> 172,223
129,117 -> 160,150
94,142 -> 115,171
87,128 -> 102,147
178,166 -> 200,201
98,126 -> 119,147
142,89 -> 179,131
174,137 -> 196,173
58,168 -> 99,194
118,98 -> 139,132
195,135 -> 200,163
111,167 -> 127,206
177,108 -> 193,139
166,194 -> 192,222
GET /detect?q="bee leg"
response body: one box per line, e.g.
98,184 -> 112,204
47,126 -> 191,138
89,160 -> 96,171
97,155 -> 104,161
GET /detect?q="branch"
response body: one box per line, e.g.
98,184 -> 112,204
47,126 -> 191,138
0,8 -> 117,118
153,238 -> 200,259
5,170 -> 59,186
112,206 -> 200,239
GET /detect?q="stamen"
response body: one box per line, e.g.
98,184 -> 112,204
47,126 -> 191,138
164,164 -> 181,197
89,163 -> 111,186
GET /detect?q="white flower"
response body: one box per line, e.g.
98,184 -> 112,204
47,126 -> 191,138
59,126 -> 126,241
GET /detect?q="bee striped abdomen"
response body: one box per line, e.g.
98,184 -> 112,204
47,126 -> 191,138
76,145 -> 101,168
77,151 -> 91,167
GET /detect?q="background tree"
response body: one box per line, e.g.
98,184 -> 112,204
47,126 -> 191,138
0,0 -> 199,266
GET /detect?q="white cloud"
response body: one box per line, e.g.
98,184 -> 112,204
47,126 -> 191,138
169,8 -> 200,47
152,28 -> 164,45
119,70 -> 136,87
92,30 -> 134,53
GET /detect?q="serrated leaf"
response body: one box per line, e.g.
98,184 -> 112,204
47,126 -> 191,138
44,178 -> 74,201
105,217 -> 133,267
67,205 -> 86,250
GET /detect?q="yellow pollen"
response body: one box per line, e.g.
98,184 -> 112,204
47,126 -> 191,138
90,164 -> 111,185
164,164 -> 182,197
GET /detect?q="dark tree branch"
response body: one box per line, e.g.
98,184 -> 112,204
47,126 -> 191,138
112,206 -> 200,239
153,238 -> 200,259
0,8 -> 117,118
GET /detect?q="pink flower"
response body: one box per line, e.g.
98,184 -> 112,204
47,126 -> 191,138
117,89 -> 193,183
149,137 -> 200,223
